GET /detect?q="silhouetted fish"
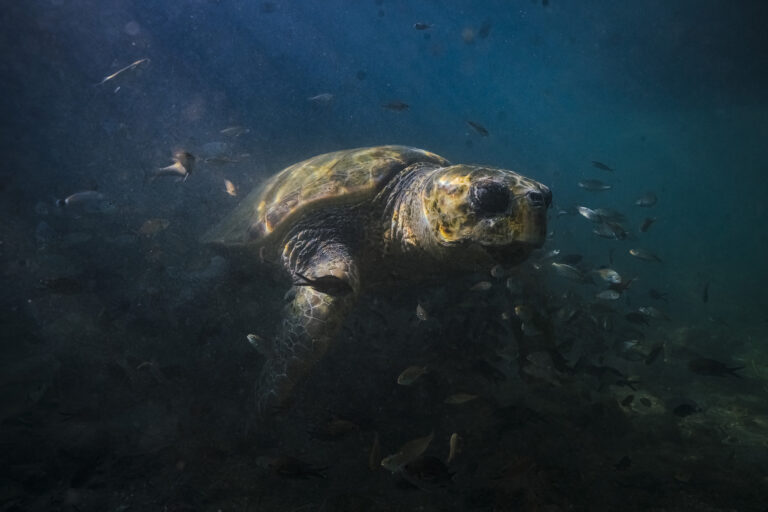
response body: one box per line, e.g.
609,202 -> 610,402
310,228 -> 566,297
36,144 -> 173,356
591,160 -> 614,172
466,121 -> 489,136
640,217 -> 656,232
382,101 -> 409,111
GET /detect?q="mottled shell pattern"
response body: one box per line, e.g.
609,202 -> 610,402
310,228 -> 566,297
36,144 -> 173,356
203,145 -> 449,246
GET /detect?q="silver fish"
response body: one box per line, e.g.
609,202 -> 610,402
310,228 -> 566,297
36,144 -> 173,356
381,431 -> 434,472
551,262 -> 588,282
596,289 -> 621,300
397,365 -> 428,386
446,433 -> 462,465
593,208 -> 626,222
594,268 -> 621,283
470,281 -> 492,291
629,248 -> 662,262
97,58 -> 149,85
578,179 -> 611,191
577,206 -> 602,222
639,306 -> 669,320
444,393 -> 478,404
308,93 -> 334,103
635,192 -> 657,207
220,125 -> 249,137
56,190 -> 104,208
593,221 -> 627,240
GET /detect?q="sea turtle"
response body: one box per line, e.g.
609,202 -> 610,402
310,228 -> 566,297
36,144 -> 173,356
202,145 -> 551,412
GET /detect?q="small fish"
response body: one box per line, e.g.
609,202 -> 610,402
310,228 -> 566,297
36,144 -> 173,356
220,125 -> 249,137
56,190 -> 105,208
150,151 -> 195,182
644,343 -> 663,365
505,277 -> 522,294
551,262 -> 589,283
477,19 -> 492,39
397,365 -> 428,386
639,217 -> 656,232
413,22 -> 432,30
595,289 -> 620,300
578,179 -> 611,191
246,333 -> 270,355
470,281 -> 492,291
490,264 -> 506,278
224,179 -> 237,196
593,221 -> 627,240
591,160 -> 614,172
446,433 -> 462,465
382,101 -> 409,111
443,393 -> 478,405
629,248 -> 662,262
639,306 -> 669,320
593,268 -> 621,284
634,192 -> 657,207
138,218 -> 170,236
466,121 -> 489,136
540,249 -> 561,260
688,358 -> 743,377
701,282 -> 709,303
416,303 -> 429,321
369,432 -> 381,471
381,431 -> 434,473
593,208 -> 626,223
308,93 -> 334,103
293,272 -> 353,296
97,58 -> 149,85
576,206 -> 602,222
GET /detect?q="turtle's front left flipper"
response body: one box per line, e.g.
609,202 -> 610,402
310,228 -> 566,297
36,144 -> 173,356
257,241 -> 359,414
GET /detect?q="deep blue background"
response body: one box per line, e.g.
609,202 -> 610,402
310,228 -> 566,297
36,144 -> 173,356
2,0 -> 767,318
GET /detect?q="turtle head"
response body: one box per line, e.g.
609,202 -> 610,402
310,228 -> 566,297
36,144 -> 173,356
420,164 -> 551,265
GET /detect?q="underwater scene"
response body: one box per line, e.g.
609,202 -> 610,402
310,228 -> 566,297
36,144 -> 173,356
2,1 -> 768,510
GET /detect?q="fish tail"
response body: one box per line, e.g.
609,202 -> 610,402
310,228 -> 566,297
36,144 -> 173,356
727,366 -> 744,378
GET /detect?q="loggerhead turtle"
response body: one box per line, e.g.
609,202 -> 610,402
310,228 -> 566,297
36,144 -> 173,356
202,145 -> 551,412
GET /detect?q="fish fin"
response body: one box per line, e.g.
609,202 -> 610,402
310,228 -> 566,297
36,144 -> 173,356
726,366 -> 744,378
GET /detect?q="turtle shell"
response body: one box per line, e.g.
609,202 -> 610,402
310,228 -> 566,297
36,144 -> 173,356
203,145 -> 450,247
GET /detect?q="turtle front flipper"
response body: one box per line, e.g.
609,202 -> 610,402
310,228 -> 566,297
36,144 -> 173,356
257,240 -> 359,414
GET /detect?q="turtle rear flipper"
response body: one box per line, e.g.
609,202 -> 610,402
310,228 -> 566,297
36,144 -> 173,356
257,241 -> 359,414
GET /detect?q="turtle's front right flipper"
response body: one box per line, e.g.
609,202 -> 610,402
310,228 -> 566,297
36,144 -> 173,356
257,243 -> 359,414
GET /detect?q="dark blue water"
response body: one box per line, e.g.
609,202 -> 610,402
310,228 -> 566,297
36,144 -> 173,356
2,1 -> 767,510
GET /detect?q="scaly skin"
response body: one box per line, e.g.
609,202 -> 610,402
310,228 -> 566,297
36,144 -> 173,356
255,161 -> 551,414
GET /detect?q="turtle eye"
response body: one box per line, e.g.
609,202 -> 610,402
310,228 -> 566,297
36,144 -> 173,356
470,182 -> 510,216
